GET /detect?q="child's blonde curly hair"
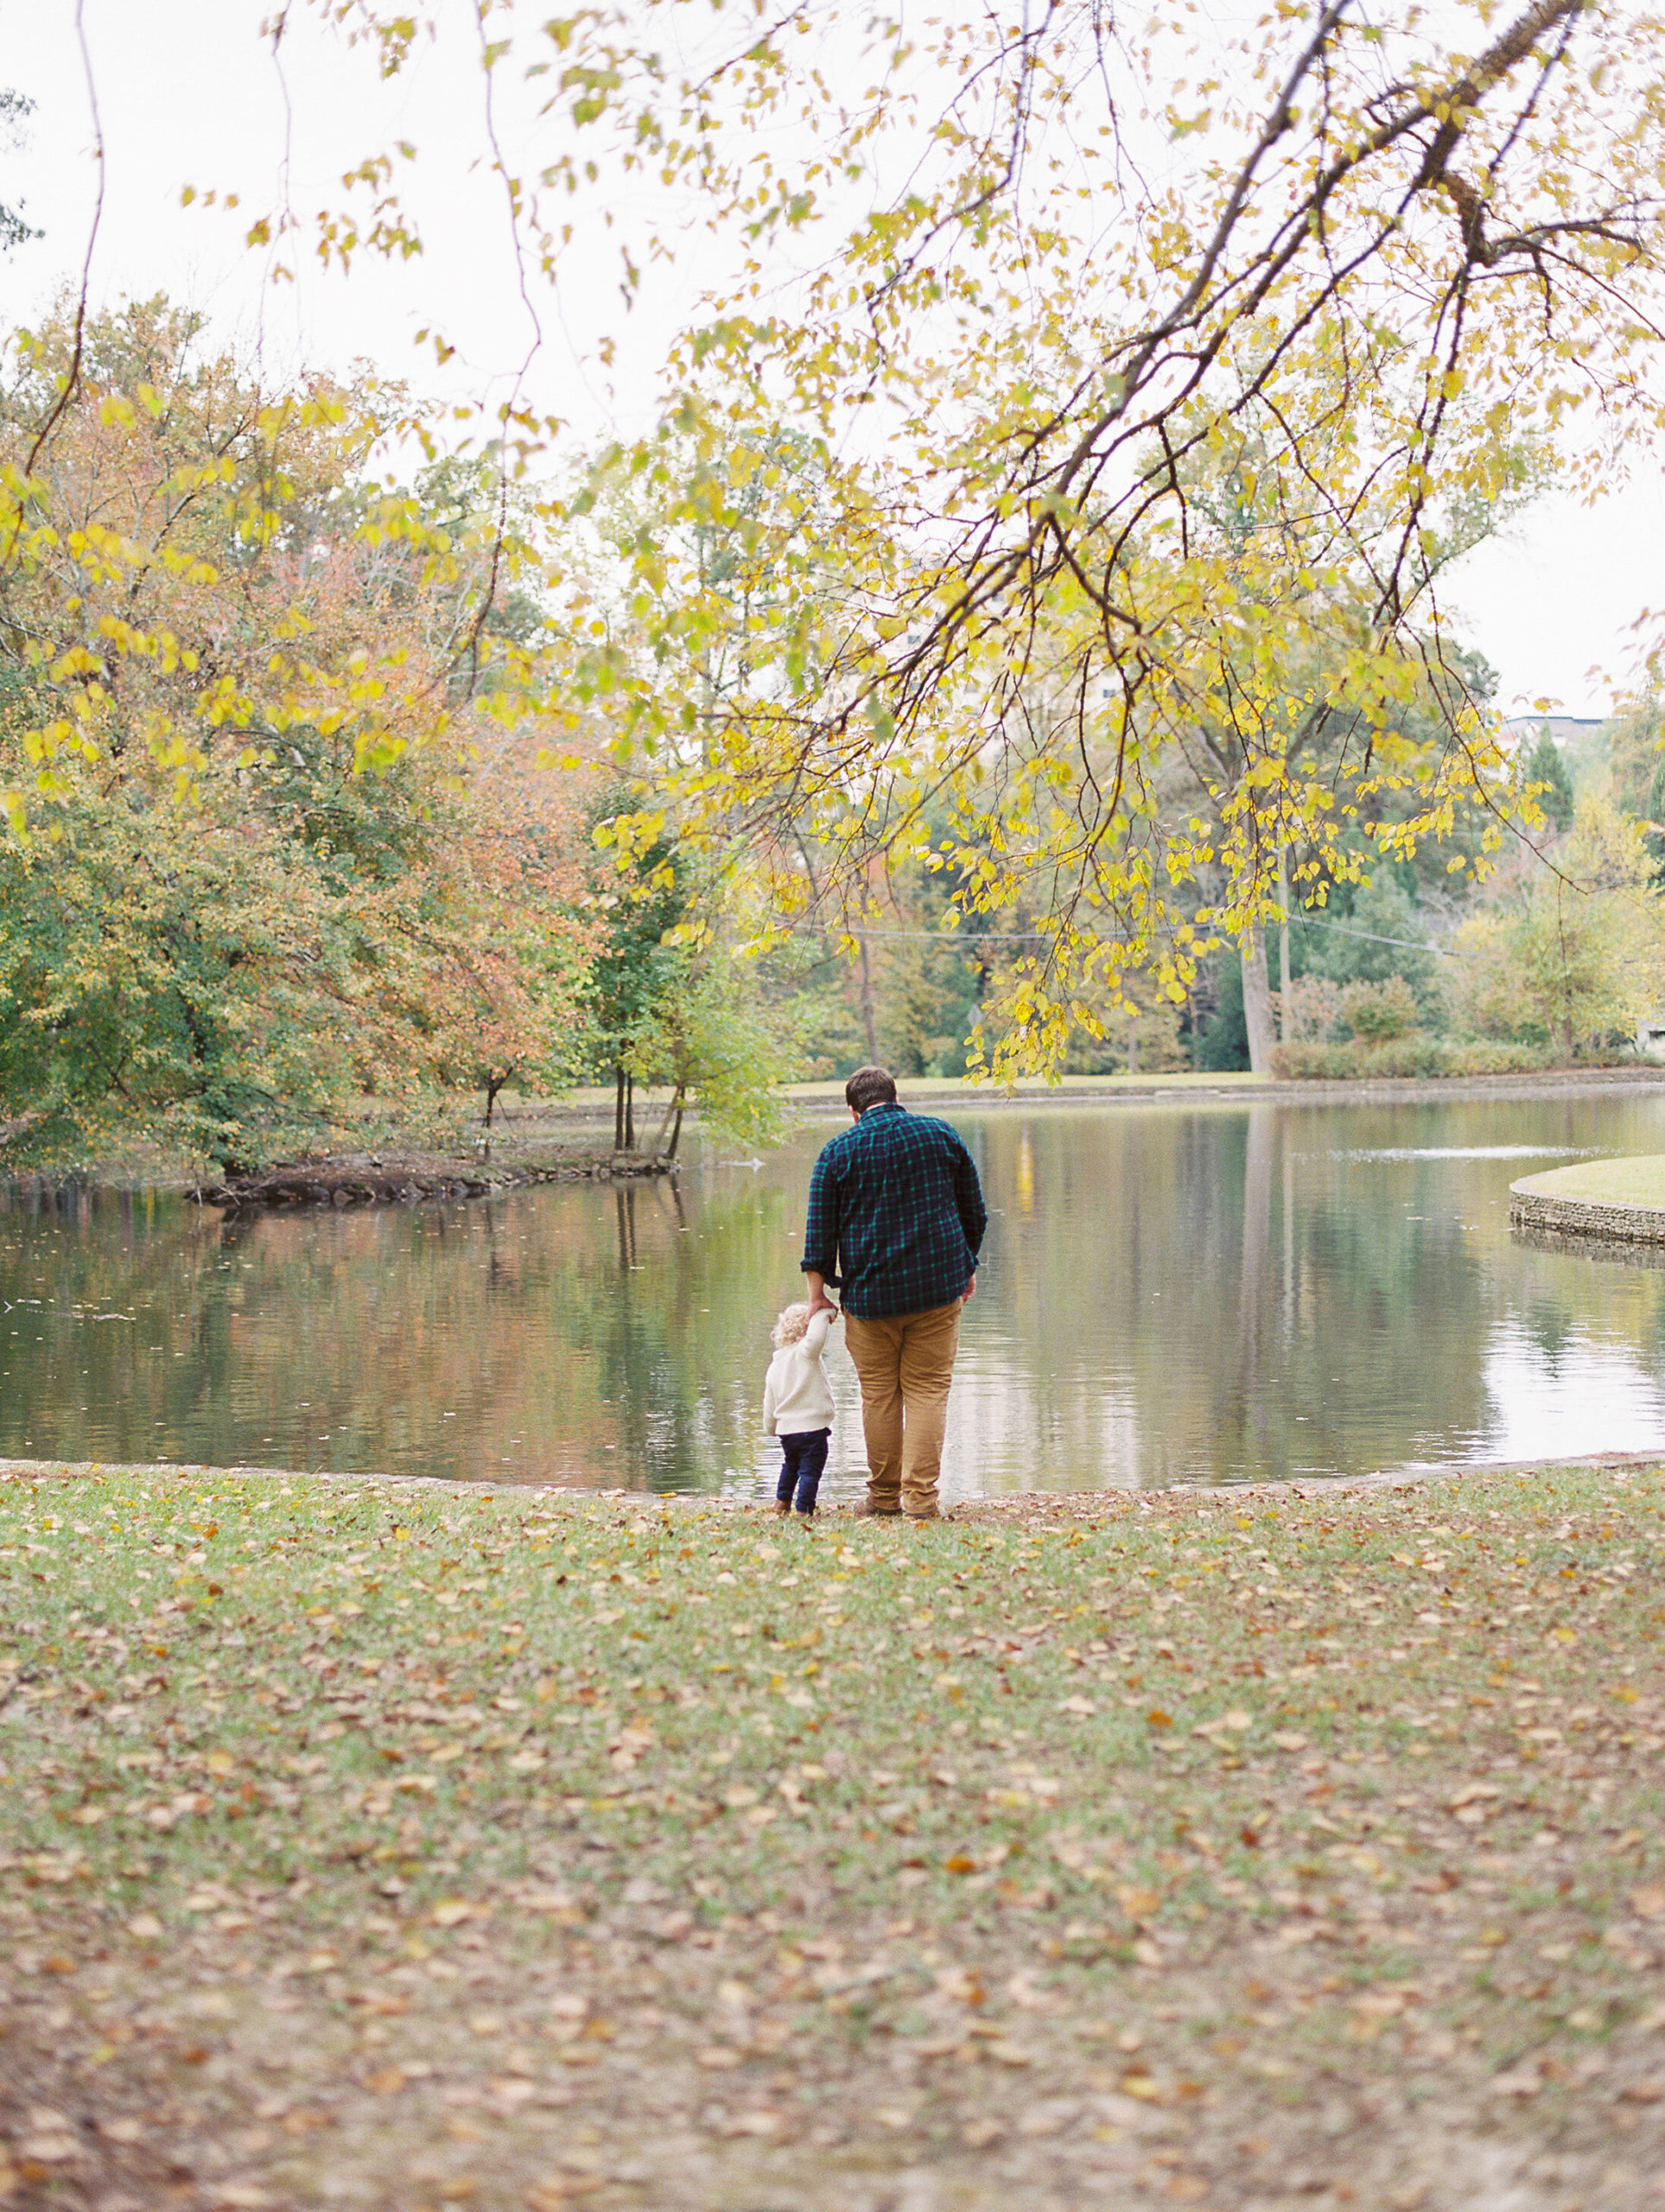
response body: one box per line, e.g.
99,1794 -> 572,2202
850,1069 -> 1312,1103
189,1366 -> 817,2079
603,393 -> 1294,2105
772,1301 -> 813,1348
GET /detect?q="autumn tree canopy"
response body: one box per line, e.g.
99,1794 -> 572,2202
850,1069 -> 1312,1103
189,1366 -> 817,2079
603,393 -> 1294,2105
200,0 -> 1665,1074
0,299 -> 593,1165
11,1 -> 1665,1084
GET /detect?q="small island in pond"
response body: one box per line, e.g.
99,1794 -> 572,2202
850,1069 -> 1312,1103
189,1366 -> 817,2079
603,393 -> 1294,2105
1510,1155 -> 1665,1248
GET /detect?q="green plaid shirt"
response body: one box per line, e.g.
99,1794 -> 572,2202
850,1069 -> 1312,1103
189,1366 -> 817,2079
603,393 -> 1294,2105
801,1103 -> 987,1319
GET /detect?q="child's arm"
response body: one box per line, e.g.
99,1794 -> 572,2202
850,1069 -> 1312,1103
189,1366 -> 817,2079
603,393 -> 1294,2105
804,1306 -> 835,1356
762,1365 -> 778,1437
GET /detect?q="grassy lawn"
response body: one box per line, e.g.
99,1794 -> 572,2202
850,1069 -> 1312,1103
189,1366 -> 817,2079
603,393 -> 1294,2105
3,1465 -> 1665,2212
1513,1157 -> 1665,1210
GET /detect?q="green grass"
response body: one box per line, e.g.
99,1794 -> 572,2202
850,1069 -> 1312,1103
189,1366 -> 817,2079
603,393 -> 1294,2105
1514,1154 -> 1665,1208
4,1465 -> 1665,2209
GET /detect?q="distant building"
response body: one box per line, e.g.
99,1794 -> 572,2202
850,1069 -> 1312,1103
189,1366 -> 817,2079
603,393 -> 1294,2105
1500,715 -> 1607,749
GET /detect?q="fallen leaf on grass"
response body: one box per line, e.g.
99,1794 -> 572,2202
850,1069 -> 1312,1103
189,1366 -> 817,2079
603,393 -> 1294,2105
1058,1696 -> 1096,1715
962,2118 -> 1002,2147
1629,1886 -> 1665,1921
723,2110 -> 784,2137
18,2132 -> 78,2165
1447,1784 -> 1502,1810
1619,2081 -> 1665,2104
1488,2068 -> 1540,2100
694,2047 -> 743,2069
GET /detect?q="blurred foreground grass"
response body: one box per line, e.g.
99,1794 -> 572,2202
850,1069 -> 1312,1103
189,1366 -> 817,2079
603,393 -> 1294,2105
3,1463 -> 1665,2211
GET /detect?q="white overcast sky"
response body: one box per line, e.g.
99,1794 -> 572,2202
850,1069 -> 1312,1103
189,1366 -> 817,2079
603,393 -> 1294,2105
2,0 -> 1661,721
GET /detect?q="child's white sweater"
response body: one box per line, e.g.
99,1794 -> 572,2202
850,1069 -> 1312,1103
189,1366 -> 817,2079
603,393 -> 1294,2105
762,1307 -> 835,1436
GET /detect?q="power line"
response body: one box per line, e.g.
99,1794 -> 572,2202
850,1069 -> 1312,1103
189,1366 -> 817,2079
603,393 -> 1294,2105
1293,914 -> 1455,959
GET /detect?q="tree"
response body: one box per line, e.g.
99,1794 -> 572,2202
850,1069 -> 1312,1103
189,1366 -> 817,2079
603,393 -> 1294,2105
1523,728 -> 1576,834
1446,798 -> 1665,1057
0,299 -> 593,1166
510,0 -> 1653,1072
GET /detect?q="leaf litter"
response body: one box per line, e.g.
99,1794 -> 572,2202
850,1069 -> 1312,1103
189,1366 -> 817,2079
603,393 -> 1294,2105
1,1462 -> 1664,2208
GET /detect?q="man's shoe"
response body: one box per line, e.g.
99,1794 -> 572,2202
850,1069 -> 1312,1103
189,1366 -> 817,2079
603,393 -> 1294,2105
904,1511 -> 941,1523
772,1500 -> 791,1516
853,1497 -> 901,1517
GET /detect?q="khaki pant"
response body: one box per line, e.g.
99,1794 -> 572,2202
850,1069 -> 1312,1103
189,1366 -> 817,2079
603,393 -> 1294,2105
843,1299 -> 963,1518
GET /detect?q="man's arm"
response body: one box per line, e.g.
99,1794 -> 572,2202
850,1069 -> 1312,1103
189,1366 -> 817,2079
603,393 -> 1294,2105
951,1135 -> 988,1255
801,1149 -> 841,1315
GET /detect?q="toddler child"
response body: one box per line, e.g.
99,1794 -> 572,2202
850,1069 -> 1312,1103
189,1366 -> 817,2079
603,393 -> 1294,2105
763,1300 -> 836,1518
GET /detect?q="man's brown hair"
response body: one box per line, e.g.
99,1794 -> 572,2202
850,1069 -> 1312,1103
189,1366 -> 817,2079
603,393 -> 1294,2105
845,1065 -> 899,1114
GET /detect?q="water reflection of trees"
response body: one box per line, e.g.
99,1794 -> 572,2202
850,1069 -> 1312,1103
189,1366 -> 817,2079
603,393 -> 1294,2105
0,1169 -> 803,1491
5,1094 -> 1665,1491
962,1096 -> 1665,1486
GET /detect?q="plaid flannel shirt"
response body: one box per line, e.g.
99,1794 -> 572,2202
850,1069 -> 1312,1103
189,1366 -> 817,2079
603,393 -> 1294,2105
800,1103 -> 987,1319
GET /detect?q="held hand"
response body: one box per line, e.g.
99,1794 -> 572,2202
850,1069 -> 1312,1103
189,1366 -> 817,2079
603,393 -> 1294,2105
962,1273 -> 977,1304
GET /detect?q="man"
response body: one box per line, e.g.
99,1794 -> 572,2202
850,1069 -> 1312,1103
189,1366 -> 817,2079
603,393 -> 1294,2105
801,1065 -> 987,1522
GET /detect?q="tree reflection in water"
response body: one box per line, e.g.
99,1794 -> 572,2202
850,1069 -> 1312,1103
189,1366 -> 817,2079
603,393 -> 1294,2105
3,1090 -> 1665,1491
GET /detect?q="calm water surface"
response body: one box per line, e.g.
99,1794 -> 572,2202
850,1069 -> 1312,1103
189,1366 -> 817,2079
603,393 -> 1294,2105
3,1093 -> 1664,1497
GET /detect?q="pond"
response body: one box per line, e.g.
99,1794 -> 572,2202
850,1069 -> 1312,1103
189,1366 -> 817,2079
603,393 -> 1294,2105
4,1090 -> 1665,1497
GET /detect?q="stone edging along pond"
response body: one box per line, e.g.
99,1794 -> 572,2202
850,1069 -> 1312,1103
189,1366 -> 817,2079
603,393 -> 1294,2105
1509,1154 -> 1665,1248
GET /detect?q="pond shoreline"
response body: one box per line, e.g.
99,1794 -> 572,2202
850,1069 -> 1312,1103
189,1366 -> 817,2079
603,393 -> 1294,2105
194,1144 -> 675,1211
9,1061 -> 1665,1200
1509,1154 -> 1665,1252
6,1446 -> 1661,1508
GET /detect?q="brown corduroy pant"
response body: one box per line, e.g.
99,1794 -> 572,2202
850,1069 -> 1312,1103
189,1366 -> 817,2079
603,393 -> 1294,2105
842,1299 -> 963,1518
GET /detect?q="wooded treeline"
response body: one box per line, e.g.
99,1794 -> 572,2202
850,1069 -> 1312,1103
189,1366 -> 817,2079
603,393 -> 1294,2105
0,302 -> 815,1170
0,298 -> 1660,1181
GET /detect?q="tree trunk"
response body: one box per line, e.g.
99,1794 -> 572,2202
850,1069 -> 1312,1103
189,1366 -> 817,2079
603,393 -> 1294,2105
613,1065 -> 626,1152
1242,931 -> 1276,1076
1277,850 -> 1293,1045
484,1075 -> 505,1128
859,933 -> 879,1063
624,1072 -> 636,1152
653,1083 -> 686,1157
666,1102 -> 684,1160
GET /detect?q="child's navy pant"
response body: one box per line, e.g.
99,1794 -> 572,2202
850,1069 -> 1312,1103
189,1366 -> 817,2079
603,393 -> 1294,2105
776,1427 -> 829,1514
